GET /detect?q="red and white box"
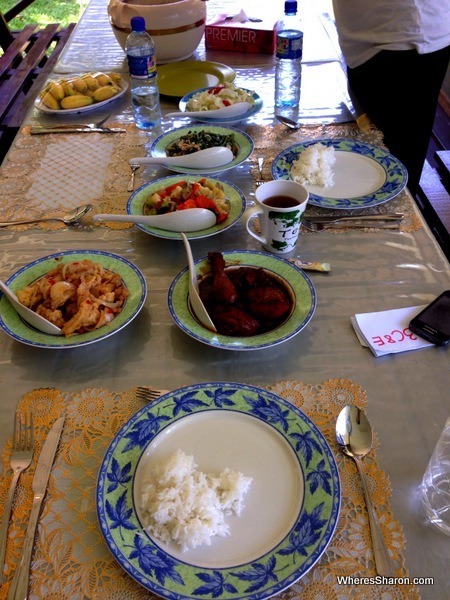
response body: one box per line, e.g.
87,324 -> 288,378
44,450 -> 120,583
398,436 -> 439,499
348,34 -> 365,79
205,9 -> 277,54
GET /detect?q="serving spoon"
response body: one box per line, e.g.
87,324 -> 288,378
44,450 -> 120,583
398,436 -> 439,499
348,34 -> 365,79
0,204 -> 92,227
166,102 -> 252,120
0,280 -> 62,335
129,147 -> 234,170
336,405 -> 394,577
93,208 -> 217,232
181,233 -> 217,332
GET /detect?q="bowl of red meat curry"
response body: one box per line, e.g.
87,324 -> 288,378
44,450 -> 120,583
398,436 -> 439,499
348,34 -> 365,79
168,250 -> 317,350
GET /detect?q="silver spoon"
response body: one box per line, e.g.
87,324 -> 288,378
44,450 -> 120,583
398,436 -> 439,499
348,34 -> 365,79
336,405 -> 394,577
276,115 -> 301,130
0,204 -> 92,227
0,280 -> 62,335
181,233 -> 217,332
129,147 -> 234,170
127,163 -> 140,192
93,208 -> 217,232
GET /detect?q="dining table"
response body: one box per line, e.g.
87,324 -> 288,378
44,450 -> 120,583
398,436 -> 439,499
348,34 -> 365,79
1,0 -> 450,598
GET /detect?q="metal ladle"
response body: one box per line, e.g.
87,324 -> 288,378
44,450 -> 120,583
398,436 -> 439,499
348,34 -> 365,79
336,405 -> 394,577
0,204 -> 92,227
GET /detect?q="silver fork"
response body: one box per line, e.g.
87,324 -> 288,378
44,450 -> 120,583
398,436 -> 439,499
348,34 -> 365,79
302,216 -> 402,232
0,411 -> 34,577
31,114 -> 111,131
127,164 -> 140,192
135,386 -> 170,403
255,157 -> 269,187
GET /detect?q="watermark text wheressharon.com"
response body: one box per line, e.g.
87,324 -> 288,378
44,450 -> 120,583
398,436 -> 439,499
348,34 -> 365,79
337,576 -> 434,586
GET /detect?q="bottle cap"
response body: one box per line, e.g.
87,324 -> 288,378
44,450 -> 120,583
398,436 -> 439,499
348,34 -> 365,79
285,0 -> 297,13
131,16 -> 146,32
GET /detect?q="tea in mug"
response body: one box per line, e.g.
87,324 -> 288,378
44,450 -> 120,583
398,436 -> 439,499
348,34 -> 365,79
262,196 -> 301,208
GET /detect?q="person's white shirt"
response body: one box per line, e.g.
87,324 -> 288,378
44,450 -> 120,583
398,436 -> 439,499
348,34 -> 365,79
332,0 -> 450,68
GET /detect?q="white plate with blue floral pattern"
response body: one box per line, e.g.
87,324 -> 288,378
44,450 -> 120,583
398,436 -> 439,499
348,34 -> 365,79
272,139 -> 408,209
97,382 -> 341,599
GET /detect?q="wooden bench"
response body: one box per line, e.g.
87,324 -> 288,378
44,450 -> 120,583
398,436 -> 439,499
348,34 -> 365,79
0,7 -> 76,163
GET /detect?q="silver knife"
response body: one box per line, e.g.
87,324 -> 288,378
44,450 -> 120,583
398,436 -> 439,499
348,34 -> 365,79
30,127 -> 126,134
7,417 -> 65,600
304,212 -> 404,224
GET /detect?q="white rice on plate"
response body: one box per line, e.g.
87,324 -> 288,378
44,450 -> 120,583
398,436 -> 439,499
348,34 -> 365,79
290,142 -> 336,187
139,449 -> 252,551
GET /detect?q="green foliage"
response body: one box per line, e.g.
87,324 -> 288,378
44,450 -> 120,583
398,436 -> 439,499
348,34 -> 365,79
0,0 -> 88,29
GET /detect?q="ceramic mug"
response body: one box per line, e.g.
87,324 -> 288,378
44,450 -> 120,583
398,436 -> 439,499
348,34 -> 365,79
244,180 -> 309,254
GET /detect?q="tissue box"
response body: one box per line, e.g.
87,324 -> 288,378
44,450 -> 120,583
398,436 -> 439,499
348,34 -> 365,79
205,11 -> 277,54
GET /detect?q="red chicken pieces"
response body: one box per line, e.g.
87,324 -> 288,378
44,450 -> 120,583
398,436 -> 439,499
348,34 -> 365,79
199,252 -> 292,336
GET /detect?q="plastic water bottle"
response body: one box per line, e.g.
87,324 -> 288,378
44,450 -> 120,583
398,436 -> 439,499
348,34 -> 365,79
125,16 -> 161,130
274,0 -> 303,124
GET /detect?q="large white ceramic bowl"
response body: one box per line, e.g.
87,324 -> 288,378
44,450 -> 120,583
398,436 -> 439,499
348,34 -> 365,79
108,0 -> 207,64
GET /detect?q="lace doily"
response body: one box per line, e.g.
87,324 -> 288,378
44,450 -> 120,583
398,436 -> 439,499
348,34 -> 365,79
0,123 -> 149,231
0,381 -> 420,599
1,121 -> 422,234
246,123 -> 422,234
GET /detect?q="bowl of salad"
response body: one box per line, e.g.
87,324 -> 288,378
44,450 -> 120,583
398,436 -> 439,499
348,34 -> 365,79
127,175 -> 246,240
179,82 -> 263,124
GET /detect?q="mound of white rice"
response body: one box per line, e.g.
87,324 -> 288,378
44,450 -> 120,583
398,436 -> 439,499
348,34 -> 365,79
139,449 -> 252,551
290,142 -> 336,187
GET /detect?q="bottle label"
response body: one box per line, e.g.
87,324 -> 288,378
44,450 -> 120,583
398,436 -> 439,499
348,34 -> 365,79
127,54 -> 157,79
276,31 -> 303,60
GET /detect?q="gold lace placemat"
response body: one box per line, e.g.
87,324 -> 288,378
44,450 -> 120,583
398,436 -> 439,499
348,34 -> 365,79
246,123 -> 422,234
0,123 -> 150,231
0,380 -> 420,599
1,122 -> 422,234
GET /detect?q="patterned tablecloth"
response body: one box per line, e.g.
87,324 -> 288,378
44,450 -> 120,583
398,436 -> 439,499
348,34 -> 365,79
0,380 -> 420,599
0,122 -> 422,234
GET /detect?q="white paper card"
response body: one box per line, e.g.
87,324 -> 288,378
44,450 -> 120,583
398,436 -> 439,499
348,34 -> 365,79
351,305 -> 434,357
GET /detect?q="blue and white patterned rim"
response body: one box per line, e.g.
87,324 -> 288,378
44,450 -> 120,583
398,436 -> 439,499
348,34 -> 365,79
97,382 -> 341,599
272,138 -> 408,209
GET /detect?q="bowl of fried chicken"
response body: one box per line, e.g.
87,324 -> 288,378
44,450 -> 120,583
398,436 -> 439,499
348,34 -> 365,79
168,249 -> 317,350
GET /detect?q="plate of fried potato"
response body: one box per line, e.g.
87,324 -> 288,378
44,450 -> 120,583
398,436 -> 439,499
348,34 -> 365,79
35,71 -> 128,114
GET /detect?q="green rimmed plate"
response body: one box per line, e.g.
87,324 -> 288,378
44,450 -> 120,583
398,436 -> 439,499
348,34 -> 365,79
150,125 -> 254,175
97,381 -> 341,599
168,250 -> 316,350
127,175 -> 246,240
272,139 -> 408,209
0,250 -> 146,349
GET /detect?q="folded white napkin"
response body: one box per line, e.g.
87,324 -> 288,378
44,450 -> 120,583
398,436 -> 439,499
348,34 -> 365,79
227,9 -> 249,23
351,305 -> 433,357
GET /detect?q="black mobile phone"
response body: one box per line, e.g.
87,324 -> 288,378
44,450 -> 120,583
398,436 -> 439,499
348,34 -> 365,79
409,290 -> 450,346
